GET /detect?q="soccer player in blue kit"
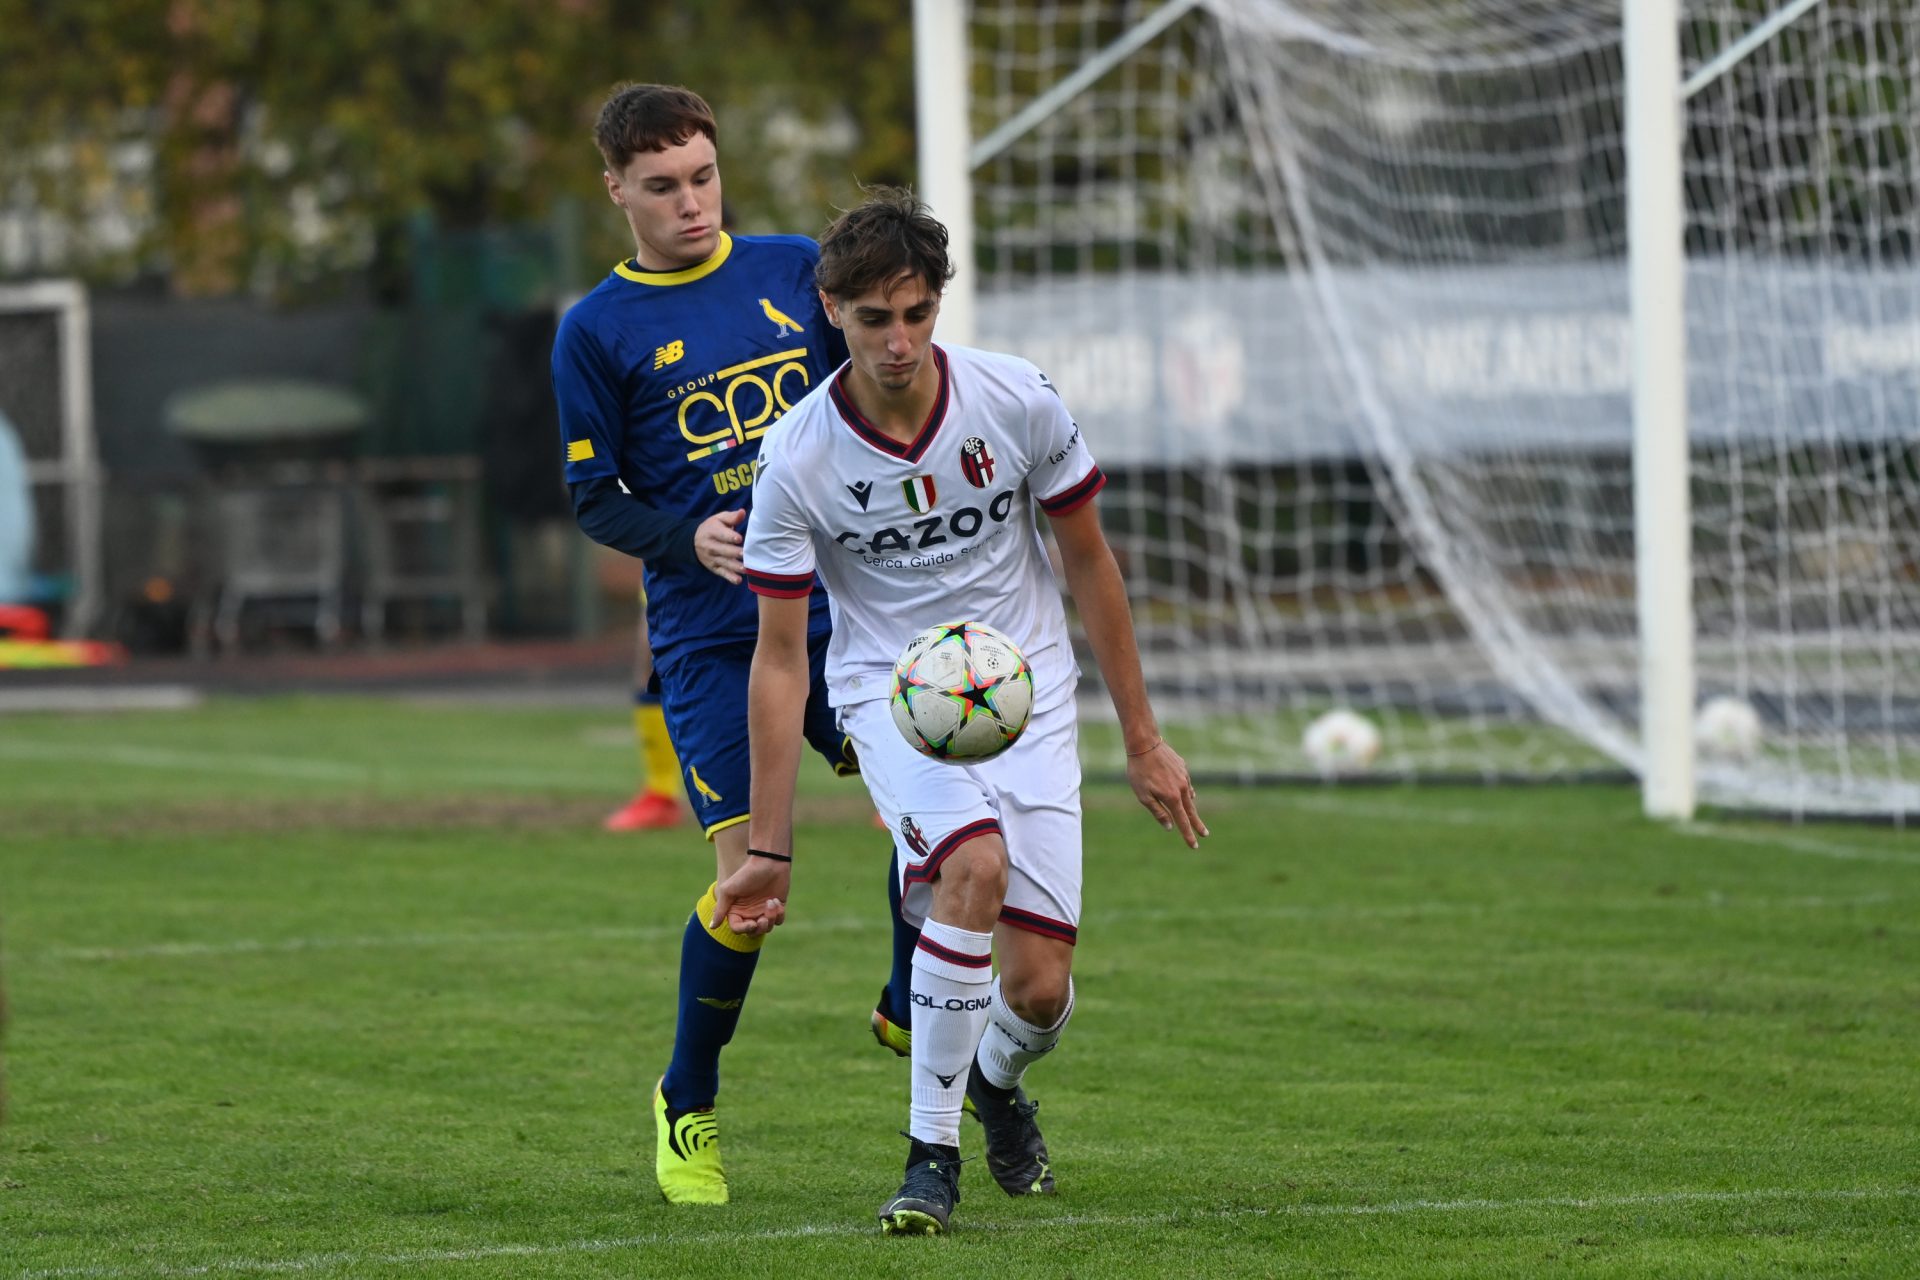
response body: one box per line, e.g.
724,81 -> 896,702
551,83 -> 915,1205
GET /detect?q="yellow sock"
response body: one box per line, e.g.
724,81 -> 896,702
695,883 -> 765,953
636,702 -> 680,795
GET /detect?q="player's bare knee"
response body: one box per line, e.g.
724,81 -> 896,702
930,842 -> 1008,927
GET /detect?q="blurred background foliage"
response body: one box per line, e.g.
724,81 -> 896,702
0,0 -> 918,298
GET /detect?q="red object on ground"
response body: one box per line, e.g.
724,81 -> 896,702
603,789 -> 685,832
0,605 -> 50,640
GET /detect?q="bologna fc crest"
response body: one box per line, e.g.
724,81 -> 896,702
900,815 -> 932,858
902,474 -> 937,514
960,436 -> 996,488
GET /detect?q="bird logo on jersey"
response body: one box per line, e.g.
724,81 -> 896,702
688,766 -> 723,807
759,297 -> 803,336
959,436 -> 996,488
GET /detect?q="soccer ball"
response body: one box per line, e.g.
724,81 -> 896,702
1302,709 -> 1382,775
890,621 -> 1034,762
1694,695 -> 1762,761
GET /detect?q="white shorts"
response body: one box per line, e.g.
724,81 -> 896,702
840,694 -> 1083,944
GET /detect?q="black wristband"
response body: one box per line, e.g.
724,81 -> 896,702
747,848 -> 793,863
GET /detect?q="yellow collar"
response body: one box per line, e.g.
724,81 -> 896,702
615,232 -> 733,286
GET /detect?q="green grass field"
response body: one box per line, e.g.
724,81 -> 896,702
2,697 -> 1917,1278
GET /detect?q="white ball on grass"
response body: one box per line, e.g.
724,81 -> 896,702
1302,709 -> 1382,775
1694,695 -> 1763,761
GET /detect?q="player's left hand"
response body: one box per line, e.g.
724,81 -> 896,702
712,855 -> 791,936
695,509 -> 747,584
1125,740 -> 1207,849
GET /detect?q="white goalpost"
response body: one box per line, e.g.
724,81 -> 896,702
0,279 -> 103,638
919,0 -> 1920,821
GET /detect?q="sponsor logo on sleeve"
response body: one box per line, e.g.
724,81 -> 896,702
1048,425 -> 1082,466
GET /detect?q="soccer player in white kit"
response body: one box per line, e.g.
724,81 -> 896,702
713,187 -> 1207,1235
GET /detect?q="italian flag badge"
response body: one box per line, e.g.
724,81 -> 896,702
902,474 -> 937,513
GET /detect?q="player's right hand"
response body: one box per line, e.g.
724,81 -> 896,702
695,508 -> 747,584
712,856 -> 790,936
1126,739 -> 1208,849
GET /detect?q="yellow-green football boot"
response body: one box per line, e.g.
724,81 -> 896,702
654,1078 -> 727,1205
870,989 -> 912,1058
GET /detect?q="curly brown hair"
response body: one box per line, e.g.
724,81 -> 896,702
815,186 -> 956,301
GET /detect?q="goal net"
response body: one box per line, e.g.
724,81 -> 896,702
965,0 -> 1920,819
0,280 -> 102,637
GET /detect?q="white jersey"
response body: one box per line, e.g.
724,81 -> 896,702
744,343 -> 1105,710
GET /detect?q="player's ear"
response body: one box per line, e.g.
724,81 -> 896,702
819,289 -> 844,329
604,170 -> 625,208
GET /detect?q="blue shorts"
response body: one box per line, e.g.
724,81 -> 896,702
657,633 -> 856,839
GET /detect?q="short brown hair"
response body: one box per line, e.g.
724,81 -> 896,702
593,83 -> 717,172
815,186 -> 955,301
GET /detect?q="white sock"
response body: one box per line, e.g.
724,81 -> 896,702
908,919 -> 994,1147
977,974 -> 1073,1091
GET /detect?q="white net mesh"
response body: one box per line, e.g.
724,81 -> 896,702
968,0 -> 1920,817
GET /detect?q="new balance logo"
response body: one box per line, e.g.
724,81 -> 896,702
934,1071 -> 960,1088
847,480 -> 873,510
653,340 -> 684,369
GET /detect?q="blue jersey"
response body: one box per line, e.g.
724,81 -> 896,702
553,232 -> 842,671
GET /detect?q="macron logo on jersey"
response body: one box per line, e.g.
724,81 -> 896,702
846,479 -> 874,510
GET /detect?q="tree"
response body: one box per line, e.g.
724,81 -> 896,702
0,0 -> 917,295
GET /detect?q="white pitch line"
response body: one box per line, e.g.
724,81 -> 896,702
1283,792 -> 1535,827
14,735 -> 1911,862
29,892 -> 1897,963
0,740 -> 608,793
0,740 -> 370,782
1677,823 -> 1920,867
38,916 -> 873,962
1284,791 -> 1918,867
15,1186 -> 1917,1279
